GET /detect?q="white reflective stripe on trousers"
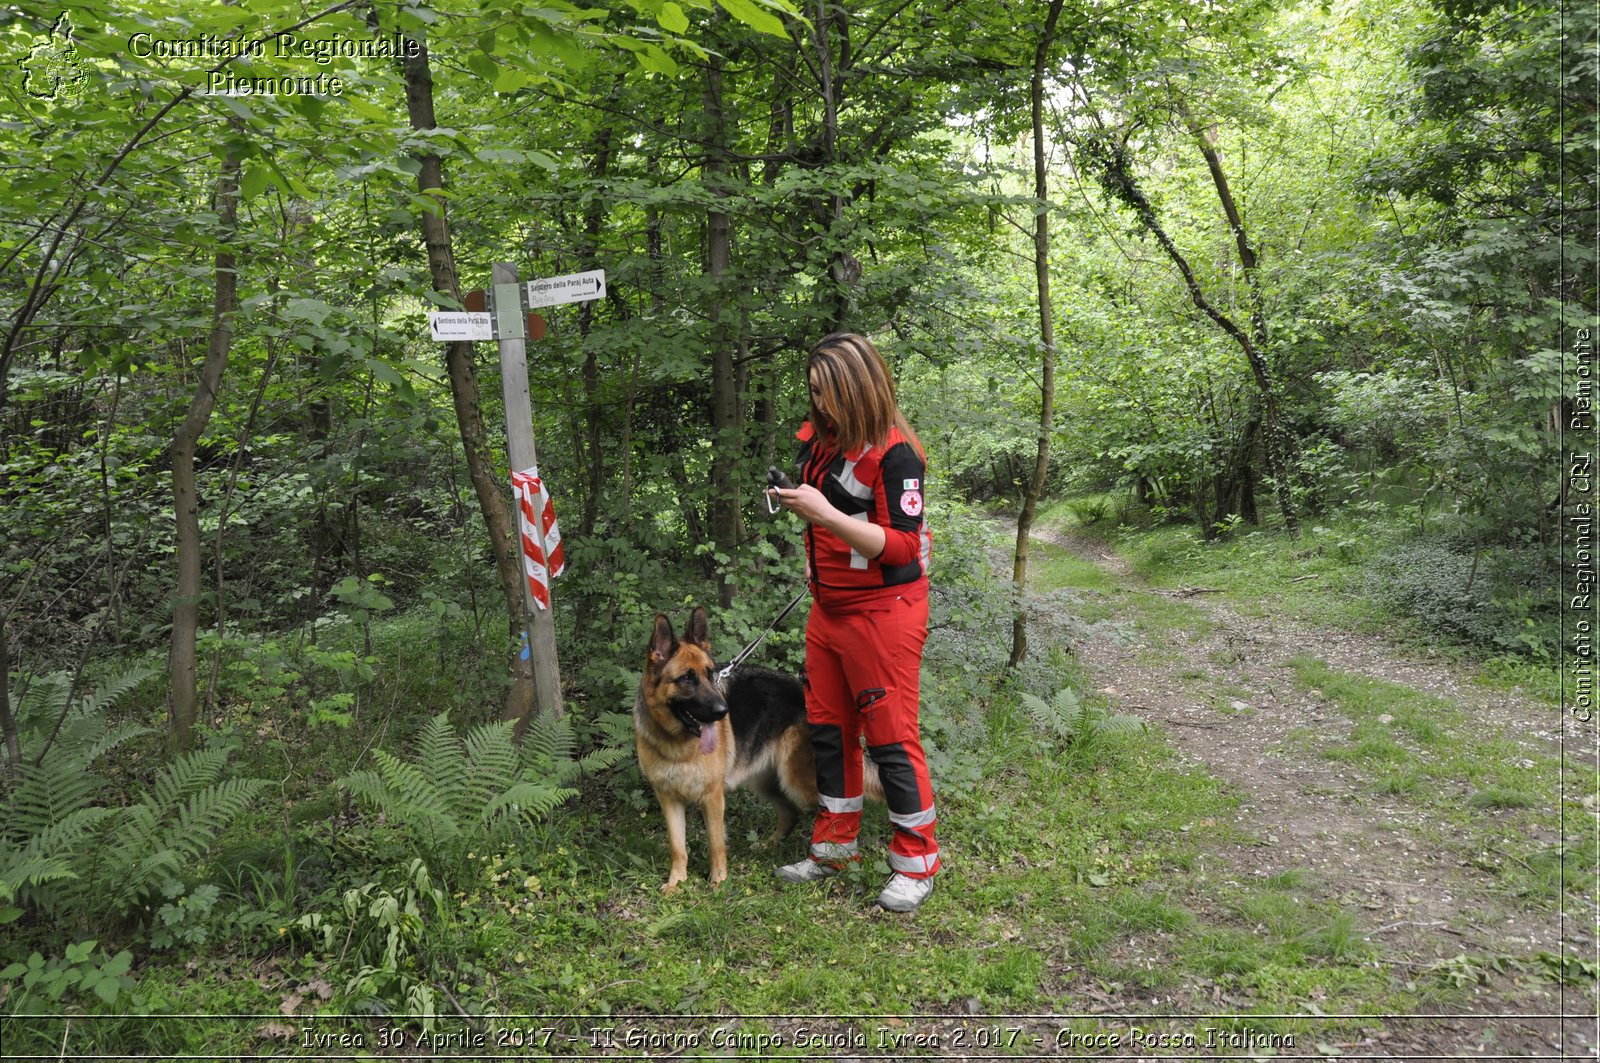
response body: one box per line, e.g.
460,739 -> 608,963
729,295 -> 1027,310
888,804 -> 936,830
819,793 -> 864,814
888,849 -> 938,875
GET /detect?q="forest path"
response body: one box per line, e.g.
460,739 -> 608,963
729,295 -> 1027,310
1012,522 -> 1598,1057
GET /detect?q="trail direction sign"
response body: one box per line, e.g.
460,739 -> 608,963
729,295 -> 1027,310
428,311 -> 494,341
526,269 -> 606,309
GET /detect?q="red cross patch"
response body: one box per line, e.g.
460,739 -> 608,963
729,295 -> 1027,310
900,489 -> 923,517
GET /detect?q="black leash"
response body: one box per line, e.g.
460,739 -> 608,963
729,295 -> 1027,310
716,587 -> 809,687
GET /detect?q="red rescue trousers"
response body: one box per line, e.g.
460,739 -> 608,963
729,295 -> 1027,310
804,593 -> 940,879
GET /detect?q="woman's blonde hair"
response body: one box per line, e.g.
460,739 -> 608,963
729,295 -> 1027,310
806,332 -> 917,452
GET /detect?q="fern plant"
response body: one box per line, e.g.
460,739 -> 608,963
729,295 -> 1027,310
1019,686 -> 1146,752
341,710 -> 626,876
2,666 -> 264,927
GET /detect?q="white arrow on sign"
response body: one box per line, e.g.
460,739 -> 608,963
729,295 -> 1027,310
429,311 -> 494,341
526,269 -> 606,309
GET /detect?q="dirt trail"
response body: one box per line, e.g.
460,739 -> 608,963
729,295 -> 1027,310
1023,525 -> 1599,1057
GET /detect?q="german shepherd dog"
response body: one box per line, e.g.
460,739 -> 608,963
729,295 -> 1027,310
635,607 -> 881,892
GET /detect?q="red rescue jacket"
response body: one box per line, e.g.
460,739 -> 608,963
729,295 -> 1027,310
796,420 -> 931,612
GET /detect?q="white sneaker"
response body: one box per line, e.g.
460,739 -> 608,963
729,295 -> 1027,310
774,857 -> 844,883
877,873 -> 935,912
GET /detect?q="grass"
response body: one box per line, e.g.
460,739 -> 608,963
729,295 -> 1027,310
1036,492 -> 1587,911
18,502 -> 1571,1057
1029,538 -> 1214,645
1035,494 -> 1563,704
1283,656 -> 1598,903
1038,497 -> 1390,627
12,676 -> 1408,1055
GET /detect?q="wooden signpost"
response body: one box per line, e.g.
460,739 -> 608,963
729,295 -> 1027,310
436,264 -> 606,723
488,261 -> 562,721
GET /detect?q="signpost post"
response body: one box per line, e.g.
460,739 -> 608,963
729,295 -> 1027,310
431,265 -> 607,725
491,261 -> 563,722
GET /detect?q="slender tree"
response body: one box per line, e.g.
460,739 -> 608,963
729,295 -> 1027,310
1007,0 -> 1066,669
1080,123 -> 1300,536
401,35 -> 542,724
168,148 -> 241,749
703,25 -> 744,608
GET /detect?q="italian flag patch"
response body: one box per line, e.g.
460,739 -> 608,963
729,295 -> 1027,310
903,478 -> 920,490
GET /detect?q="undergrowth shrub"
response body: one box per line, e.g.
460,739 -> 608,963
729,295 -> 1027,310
340,710 -> 628,882
1066,495 -> 1111,526
292,857 -> 448,1026
1365,532 -> 1556,658
919,499 -> 1032,796
0,939 -> 135,1011
1126,527 -> 1205,581
1019,686 -> 1146,761
2,667 -> 265,934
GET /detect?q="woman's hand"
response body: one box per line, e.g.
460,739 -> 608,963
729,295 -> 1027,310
776,485 -> 887,560
774,484 -> 833,525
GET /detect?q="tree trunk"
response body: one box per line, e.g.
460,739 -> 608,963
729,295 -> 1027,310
576,80 -> 620,541
1084,130 -> 1299,536
1179,104 -> 1299,535
814,0 -> 855,331
1007,0 -> 1066,671
704,36 -> 743,608
401,37 -> 538,724
283,202 -> 338,592
168,148 -> 241,750
1,618 -> 18,782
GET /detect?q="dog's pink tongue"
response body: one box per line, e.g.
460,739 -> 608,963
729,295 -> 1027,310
700,726 -> 718,755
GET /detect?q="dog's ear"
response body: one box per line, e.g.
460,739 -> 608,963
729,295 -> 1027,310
683,606 -> 710,651
648,613 -> 677,669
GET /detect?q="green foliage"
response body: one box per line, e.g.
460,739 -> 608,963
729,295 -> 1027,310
1365,534 -> 1556,659
1019,686 -> 1146,754
1,665 -> 264,929
0,941 -> 134,1012
340,710 -> 624,878
1535,951 -> 1599,986
149,882 -> 222,950
1065,497 -> 1109,526
1428,952 -> 1511,989
292,858 -> 446,1025
0,0 -> 1588,1042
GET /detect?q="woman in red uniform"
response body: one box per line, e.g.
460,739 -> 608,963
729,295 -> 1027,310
770,332 -> 939,913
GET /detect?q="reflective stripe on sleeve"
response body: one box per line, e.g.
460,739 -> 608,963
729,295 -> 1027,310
888,849 -> 939,875
819,793 -> 865,814
836,457 -> 873,500
887,804 -> 936,830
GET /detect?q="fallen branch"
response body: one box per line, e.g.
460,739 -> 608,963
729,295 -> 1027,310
1365,919 -> 1448,937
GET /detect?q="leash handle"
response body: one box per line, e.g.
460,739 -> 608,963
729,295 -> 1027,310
716,588 -> 808,686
